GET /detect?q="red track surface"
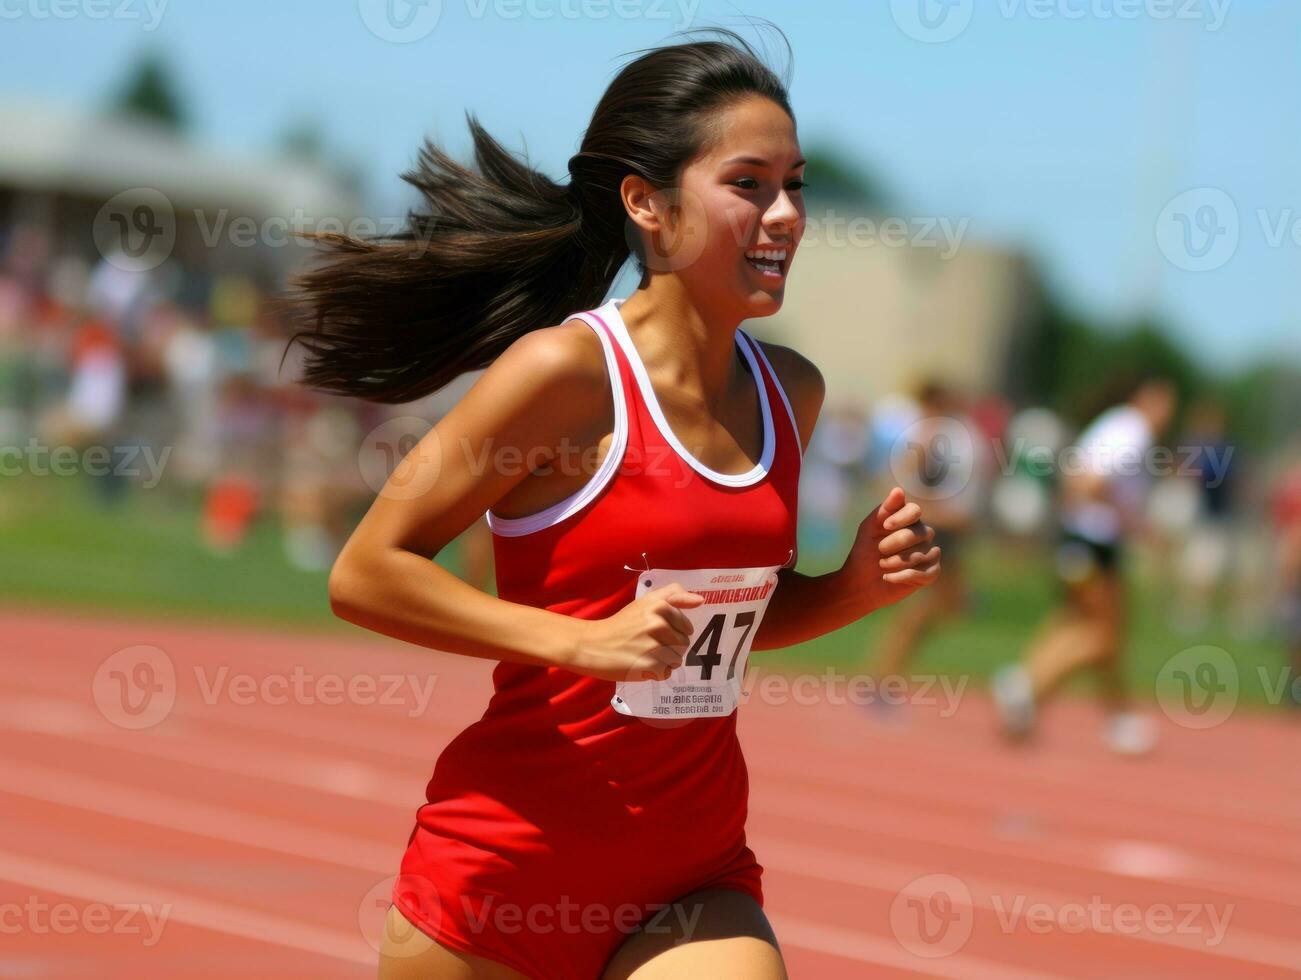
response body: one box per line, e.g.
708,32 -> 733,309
3,609 -> 1298,978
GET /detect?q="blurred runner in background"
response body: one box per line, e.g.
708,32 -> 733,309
865,380 -> 988,723
993,376 -> 1177,754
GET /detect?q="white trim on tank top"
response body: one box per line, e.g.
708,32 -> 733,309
604,297 -> 775,488
485,310 -> 628,538
738,330 -> 804,461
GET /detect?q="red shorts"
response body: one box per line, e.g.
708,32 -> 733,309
389,674 -> 764,979
393,833 -> 762,978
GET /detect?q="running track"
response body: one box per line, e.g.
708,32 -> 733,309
2,609 -> 1298,978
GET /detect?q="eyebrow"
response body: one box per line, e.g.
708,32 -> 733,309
723,155 -> 807,170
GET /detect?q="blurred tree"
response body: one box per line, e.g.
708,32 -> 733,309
1220,360 -> 1301,454
275,115 -> 366,200
1019,280 -> 1205,428
108,50 -> 187,132
277,117 -> 327,163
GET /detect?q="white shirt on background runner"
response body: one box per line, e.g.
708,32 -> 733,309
1061,405 -> 1155,545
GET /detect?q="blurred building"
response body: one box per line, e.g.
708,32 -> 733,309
0,98 -> 361,291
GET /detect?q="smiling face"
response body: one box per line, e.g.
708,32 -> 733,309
630,94 -> 806,320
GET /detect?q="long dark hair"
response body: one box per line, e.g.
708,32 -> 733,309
282,27 -> 793,403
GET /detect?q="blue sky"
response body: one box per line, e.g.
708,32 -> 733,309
2,0 -> 1295,370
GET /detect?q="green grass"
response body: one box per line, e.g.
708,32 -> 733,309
1,472 -> 1290,708
0,475 -> 335,628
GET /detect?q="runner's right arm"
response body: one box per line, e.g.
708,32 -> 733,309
327,322 -> 692,679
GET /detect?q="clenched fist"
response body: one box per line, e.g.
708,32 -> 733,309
843,486 -> 942,613
567,584 -> 705,682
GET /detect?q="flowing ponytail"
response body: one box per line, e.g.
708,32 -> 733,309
283,26 -> 792,403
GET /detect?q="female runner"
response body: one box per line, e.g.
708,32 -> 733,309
288,29 -> 941,980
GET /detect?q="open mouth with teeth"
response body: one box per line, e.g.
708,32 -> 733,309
744,246 -> 788,280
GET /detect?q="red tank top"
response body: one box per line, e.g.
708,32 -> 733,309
403,295 -> 802,939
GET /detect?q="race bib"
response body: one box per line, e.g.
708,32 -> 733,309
611,563 -> 783,719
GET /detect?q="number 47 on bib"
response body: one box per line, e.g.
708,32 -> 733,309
611,563 -> 783,720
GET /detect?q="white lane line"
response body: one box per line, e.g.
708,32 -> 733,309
0,771 -> 1021,975
0,758 -> 394,873
746,788 -> 1301,908
0,846 -> 1065,977
767,916 -> 1070,980
12,648 -> 1300,827
755,837 -> 1301,974
0,693 -> 418,802
6,759 -> 1301,973
11,671 -> 1298,876
4,691 -> 1298,911
745,715 -> 1301,833
0,850 -> 376,966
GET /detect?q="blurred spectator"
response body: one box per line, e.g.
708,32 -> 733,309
1169,398 -> 1239,632
797,400 -> 870,563
989,406 -> 1069,539
1273,454 -> 1301,710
